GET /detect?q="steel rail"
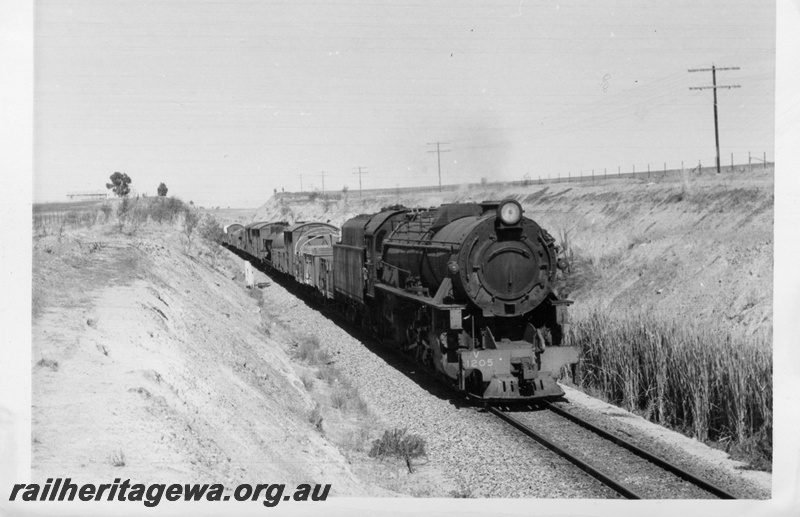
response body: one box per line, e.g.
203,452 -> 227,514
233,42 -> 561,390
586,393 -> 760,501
486,406 -> 643,499
541,401 -> 737,500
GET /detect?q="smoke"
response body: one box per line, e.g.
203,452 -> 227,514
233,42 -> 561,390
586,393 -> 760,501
449,114 -> 512,185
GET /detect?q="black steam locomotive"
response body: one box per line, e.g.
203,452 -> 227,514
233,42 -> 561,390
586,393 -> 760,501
225,199 -> 577,401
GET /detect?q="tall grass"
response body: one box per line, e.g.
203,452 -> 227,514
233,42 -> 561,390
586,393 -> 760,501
570,312 -> 772,464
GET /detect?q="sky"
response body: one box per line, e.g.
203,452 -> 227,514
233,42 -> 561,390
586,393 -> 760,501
34,0 -> 775,207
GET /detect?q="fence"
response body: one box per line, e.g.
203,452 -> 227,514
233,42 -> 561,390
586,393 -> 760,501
530,151 -> 772,187
276,152 -> 773,203
32,210 -> 107,236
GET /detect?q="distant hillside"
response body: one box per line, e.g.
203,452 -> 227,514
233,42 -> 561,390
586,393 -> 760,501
253,167 -> 774,334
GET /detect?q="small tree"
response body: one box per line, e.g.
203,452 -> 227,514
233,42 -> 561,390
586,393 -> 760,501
182,208 -> 201,251
116,197 -> 131,232
157,182 -> 168,197
199,215 -> 225,267
106,172 -> 132,197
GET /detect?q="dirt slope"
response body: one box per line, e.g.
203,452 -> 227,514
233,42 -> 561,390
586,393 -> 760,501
31,224 -> 394,494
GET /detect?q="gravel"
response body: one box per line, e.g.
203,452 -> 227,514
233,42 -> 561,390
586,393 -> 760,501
256,268 -> 770,499
546,399 -> 771,499
505,408 -> 714,499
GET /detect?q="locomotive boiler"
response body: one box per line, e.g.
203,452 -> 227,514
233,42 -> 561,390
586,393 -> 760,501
364,199 -> 578,400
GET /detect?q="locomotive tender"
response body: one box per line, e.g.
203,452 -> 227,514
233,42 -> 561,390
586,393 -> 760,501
225,199 -> 578,401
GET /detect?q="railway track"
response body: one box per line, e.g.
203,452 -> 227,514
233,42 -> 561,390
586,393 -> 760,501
487,402 -> 738,499
234,251 -> 754,499
236,252 -> 764,499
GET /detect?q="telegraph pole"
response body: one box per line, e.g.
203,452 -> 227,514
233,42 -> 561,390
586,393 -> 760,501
353,166 -> 368,197
427,142 -> 450,192
320,171 -> 325,193
689,65 -> 740,175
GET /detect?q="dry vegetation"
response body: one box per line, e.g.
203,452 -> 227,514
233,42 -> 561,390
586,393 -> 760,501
569,313 -> 772,470
258,301 -> 384,454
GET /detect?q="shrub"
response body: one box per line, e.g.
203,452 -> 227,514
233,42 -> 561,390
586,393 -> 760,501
369,428 -> 427,473
150,196 -> 185,224
199,215 -> 225,265
294,336 -> 330,365
316,365 -> 342,384
329,383 -> 350,410
199,215 -> 224,244
36,358 -> 59,371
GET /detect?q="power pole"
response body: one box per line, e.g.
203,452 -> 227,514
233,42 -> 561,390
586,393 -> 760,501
427,142 -> 450,192
320,171 -> 325,193
689,65 -> 741,175
353,166 -> 368,197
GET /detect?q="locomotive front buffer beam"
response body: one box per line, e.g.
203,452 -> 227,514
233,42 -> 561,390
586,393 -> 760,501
458,344 -> 579,400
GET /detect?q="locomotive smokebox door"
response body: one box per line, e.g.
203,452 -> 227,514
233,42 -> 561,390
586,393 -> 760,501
449,308 -> 462,329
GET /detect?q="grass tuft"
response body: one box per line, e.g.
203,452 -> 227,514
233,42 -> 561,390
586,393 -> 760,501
109,450 -> 126,467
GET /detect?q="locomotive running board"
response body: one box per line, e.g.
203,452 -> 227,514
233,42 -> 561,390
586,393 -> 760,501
374,282 -> 466,311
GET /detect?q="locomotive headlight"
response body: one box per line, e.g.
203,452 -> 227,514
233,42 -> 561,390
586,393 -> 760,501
498,200 -> 522,225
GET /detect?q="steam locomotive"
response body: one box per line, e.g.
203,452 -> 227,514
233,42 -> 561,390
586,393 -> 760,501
225,199 -> 578,401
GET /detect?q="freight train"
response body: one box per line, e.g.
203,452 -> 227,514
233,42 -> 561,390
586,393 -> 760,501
224,199 -> 578,401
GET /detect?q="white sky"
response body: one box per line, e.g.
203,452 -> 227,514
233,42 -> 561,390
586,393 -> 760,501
35,0 -> 774,207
